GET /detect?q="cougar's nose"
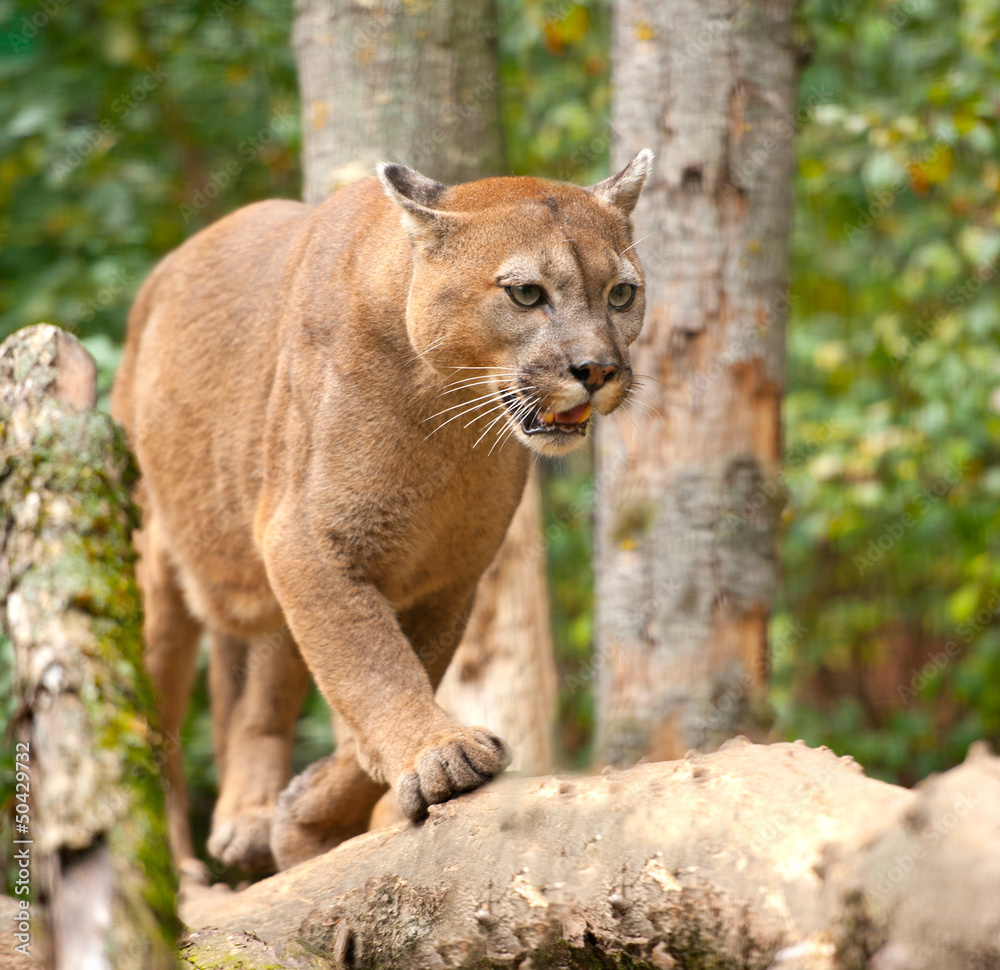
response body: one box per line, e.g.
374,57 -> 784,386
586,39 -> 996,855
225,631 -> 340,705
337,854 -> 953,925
569,360 -> 618,392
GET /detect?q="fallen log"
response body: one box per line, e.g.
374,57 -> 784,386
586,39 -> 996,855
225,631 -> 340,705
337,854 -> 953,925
180,738 -> 1000,970
0,324 -> 178,970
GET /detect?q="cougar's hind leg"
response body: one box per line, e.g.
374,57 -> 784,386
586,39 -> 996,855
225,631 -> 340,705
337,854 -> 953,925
270,710 -> 388,871
207,625 -> 310,872
137,519 -> 206,883
208,630 -> 247,784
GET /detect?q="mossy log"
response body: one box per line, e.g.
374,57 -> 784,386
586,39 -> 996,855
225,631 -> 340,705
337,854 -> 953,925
181,739 -> 1000,970
0,324 -> 178,970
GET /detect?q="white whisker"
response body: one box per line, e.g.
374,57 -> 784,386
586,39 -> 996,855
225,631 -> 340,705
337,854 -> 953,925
404,336 -> 447,366
624,387 -> 664,420
422,388 -> 504,423
463,395 -> 525,430
474,408 -> 515,450
618,230 -> 659,257
436,372 -> 524,396
488,395 -> 538,454
424,397 -> 501,439
476,393 -> 534,451
426,386 -> 538,441
437,375 -> 518,397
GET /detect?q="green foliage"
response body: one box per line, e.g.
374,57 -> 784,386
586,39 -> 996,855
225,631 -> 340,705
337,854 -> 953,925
775,0 -> 1000,782
499,0 -> 611,183
0,0 -> 300,352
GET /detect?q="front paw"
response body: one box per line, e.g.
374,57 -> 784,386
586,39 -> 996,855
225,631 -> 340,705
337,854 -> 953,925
394,726 -> 511,821
207,807 -> 276,873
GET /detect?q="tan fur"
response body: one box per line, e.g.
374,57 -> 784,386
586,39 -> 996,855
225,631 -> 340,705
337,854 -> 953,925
111,152 -> 652,875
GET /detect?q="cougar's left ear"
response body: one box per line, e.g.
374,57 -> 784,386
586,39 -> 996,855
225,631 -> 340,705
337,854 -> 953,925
588,149 -> 654,219
377,163 -> 462,252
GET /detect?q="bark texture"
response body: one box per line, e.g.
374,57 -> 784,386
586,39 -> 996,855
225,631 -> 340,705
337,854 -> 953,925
0,325 -> 178,970
179,739 -> 1000,970
292,0 -> 556,776
594,0 -> 797,765
292,0 -> 505,205
437,472 -> 558,775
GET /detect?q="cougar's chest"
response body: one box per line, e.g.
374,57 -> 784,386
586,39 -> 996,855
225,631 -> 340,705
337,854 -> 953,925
363,431 -> 528,611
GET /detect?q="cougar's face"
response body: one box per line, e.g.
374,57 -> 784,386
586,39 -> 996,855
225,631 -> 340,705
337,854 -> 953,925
480,216 -> 645,457
381,153 -> 652,457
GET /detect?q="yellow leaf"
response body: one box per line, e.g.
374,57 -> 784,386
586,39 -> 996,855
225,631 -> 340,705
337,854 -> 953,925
635,22 -> 655,41
954,110 -> 976,134
799,157 -> 825,179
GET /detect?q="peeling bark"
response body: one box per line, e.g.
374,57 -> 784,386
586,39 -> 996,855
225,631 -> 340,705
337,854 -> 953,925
594,0 -> 797,765
0,324 -> 178,970
179,740 -> 1000,970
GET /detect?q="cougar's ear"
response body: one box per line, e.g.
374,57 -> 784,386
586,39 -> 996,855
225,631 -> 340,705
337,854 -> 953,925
377,163 -> 460,251
588,148 -> 654,219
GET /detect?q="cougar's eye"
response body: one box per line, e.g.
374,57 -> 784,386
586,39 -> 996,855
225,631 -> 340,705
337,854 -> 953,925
609,283 -> 636,309
506,283 -> 543,307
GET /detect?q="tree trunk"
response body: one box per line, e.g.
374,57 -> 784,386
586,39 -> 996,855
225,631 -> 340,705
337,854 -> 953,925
0,325 -> 178,970
594,0 -> 797,766
291,0 -> 556,775
293,0 -> 505,203
178,740 -> 1000,970
436,471 -> 557,775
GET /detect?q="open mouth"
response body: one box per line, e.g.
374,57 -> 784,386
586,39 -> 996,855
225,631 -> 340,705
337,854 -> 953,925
503,391 -> 592,437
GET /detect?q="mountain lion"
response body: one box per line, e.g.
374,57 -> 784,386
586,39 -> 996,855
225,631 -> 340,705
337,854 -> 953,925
111,150 -> 653,877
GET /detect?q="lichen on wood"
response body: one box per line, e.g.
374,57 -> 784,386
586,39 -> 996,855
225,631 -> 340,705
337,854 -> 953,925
1,324 -> 178,969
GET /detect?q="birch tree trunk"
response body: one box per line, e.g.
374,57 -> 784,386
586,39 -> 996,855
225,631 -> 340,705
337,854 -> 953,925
291,0 -> 556,776
594,0 -> 797,765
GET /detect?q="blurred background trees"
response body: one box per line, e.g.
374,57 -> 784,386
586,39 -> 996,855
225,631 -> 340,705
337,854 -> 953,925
2,0 -> 999,874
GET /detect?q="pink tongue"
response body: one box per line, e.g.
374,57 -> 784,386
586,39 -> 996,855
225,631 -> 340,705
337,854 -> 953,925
554,403 -> 591,424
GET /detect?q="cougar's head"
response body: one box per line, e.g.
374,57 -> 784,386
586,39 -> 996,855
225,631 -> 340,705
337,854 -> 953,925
378,150 -> 653,457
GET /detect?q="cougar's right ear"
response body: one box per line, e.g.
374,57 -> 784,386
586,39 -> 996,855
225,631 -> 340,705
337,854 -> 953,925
588,149 -> 654,220
377,163 -> 462,252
